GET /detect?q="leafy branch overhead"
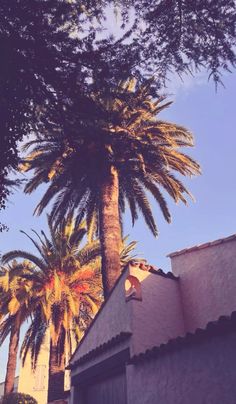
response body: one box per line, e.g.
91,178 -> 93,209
0,0 -> 235,213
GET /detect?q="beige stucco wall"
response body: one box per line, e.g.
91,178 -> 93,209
71,266 -> 185,377
70,269 -> 133,366
18,331 -> 50,404
170,237 -> 236,332
127,330 -> 236,404
128,269 -> 185,357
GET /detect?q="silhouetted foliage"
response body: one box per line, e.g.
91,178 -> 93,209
115,0 -> 236,84
0,177 -> 20,232
1,392 -> 37,404
0,0 -> 97,214
0,0 -> 235,213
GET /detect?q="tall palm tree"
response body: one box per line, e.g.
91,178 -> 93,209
0,261 -> 38,395
2,216 -> 102,402
21,79 -> 200,297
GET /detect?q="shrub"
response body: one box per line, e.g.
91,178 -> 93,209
1,392 -> 38,404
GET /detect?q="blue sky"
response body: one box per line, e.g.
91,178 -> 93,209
0,72 -> 236,381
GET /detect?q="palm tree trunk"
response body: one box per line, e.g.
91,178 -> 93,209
4,313 -> 20,395
99,166 -> 122,299
47,342 -> 65,403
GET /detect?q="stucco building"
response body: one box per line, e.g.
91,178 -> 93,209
18,329 -> 70,404
68,233 -> 236,404
18,330 -> 50,403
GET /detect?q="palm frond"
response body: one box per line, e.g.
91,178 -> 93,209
0,315 -> 15,345
140,175 -> 171,223
132,180 -> 158,236
2,251 -> 47,271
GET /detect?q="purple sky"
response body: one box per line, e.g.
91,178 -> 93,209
1,71 -> 236,381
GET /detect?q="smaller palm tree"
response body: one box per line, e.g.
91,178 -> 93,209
2,215 -> 102,402
0,260 -> 38,395
1,215 -> 137,401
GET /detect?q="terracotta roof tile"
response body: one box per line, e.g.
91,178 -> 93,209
149,268 -> 178,280
68,331 -> 132,370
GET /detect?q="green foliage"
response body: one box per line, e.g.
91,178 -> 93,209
22,80 -> 200,237
112,0 -> 236,85
0,0 -> 235,212
1,392 -> 37,404
120,237 -> 137,269
0,0 -> 102,211
1,216 -> 102,369
1,213 -> 136,373
0,260 -> 39,347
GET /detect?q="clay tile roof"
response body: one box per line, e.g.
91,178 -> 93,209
128,260 -> 178,280
167,233 -> 236,258
130,311 -> 236,364
68,331 -> 132,370
148,267 -> 178,280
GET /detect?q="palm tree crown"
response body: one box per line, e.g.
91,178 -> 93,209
1,206 -> 137,401
0,260 -> 39,395
2,216 -> 102,401
22,80 -> 200,233
21,79 -> 200,294
2,216 -> 102,365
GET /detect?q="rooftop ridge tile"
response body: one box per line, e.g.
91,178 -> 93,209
167,233 -> 236,258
